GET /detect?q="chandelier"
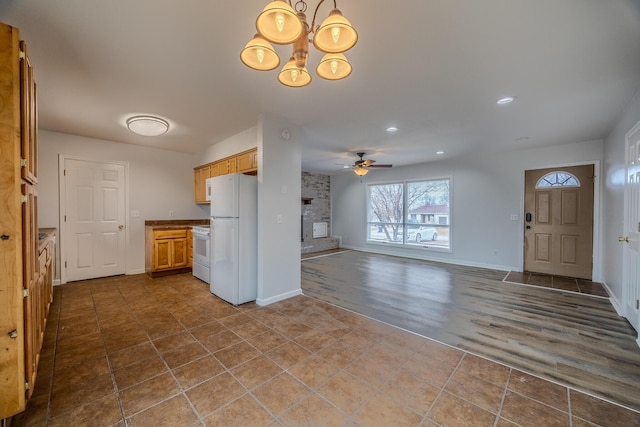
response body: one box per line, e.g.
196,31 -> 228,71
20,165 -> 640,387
241,0 -> 358,87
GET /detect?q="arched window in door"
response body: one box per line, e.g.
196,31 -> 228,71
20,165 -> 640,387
535,171 -> 580,188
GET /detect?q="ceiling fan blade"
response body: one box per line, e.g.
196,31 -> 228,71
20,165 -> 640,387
362,159 -> 375,166
369,164 -> 393,168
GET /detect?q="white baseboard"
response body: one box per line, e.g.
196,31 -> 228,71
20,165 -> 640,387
256,288 -> 303,306
127,268 -> 146,275
602,281 -> 625,317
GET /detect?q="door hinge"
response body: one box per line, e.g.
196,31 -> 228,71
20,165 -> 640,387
23,288 -> 29,298
65,261 -> 67,268
21,195 -> 28,204
19,50 -> 25,60
637,300 -> 639,310
21,158 -> 27,167
64,169 -> 66,176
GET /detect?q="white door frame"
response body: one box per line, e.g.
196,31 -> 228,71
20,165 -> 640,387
519,160 -> 601,281
58,155 -> 130,284
623,121 -> 640,336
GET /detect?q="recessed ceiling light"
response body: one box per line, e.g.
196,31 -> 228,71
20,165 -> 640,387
386,126 -> 398,132
127,115 -> 170,136
436,150 -> 445,155
497,96 -> 516,105
515,136 -> 530,142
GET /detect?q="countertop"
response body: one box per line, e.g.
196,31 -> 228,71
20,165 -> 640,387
38,228 -> 56,253
144,219 -> 209,230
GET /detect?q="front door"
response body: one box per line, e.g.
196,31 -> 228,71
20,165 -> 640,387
623,121 -> 640,332
524,164 -> 594,279
61,158 -> 127,282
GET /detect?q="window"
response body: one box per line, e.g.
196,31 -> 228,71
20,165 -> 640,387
536,172 -> 580,188
367,178 -> 451,250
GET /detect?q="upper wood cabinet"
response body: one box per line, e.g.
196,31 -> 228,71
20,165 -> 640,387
19,40 -> 37,185
237,149 -> 258,173
193,148 -> 257,204
194,165 -> 210,204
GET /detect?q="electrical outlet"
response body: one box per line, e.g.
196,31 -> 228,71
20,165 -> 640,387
131,210 -> 140,218
169,210 -> 174,217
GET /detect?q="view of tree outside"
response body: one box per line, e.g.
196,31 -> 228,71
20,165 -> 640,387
367,178 -> 451,249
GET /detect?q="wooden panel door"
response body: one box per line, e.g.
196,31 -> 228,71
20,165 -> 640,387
524,165 -> 594,279
172,238 -> 188,268
21,183 -> 38,399
19,41 -> 37,185
623,121 -> 640,332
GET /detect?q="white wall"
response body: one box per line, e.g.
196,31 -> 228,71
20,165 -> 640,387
38,130 -> 206,279
197,126 -> 257,164
602,89 -> 640,310
331,140 -> 603,273
256,114 -> 302,305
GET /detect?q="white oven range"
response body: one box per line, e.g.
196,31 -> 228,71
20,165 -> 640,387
191,225 -> 210,283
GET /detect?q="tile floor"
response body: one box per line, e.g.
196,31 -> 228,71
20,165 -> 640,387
503,271 -> 609,297
9,273 -> 640,427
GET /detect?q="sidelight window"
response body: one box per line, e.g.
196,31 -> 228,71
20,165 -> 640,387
367,178 -> 451,250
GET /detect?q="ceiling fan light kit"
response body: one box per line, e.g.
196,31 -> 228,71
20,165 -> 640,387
241,0 -> 358,87
350,152 -> 393,176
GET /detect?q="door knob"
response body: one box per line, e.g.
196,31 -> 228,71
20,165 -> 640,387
118,225 -> 124,231
618,236 -> 629,243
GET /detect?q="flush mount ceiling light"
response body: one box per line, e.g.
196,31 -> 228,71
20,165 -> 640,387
386,126 -> 398,132
241,0 -> 357,87
497,96 -> 516,105
126,115 -> 169,136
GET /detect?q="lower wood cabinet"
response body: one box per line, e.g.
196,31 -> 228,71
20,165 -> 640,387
145,228 -> 191,277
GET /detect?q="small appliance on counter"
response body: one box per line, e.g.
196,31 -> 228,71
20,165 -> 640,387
208,173 -> 257,305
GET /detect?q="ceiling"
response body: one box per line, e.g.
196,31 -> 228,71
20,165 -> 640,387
1,0 -> 640,174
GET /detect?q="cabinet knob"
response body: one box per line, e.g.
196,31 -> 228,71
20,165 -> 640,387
8,329 -> 18,339
0,234 -> 9,241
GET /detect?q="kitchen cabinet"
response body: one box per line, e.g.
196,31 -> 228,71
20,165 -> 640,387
0,22 -> 44,420
237,148 -> 258,173
194,165 -> 210,204
145,228 -> 191,277
187,229 -> 193,267
193,148 -> 258,204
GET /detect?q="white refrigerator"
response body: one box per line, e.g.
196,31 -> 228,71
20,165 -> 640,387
208,173 -> 257,305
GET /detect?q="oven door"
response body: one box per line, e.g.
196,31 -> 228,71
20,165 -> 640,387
193,231 -> 210,267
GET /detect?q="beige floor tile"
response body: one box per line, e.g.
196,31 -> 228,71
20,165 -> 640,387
253,373 -> 311,416
119,373 -> 181,417
280,394 -> 348,427
203,394 -> 274,427
127,394 -> 198,427
172,355 -> 225,390
318,371 -> 375,415
231,355 -> 284,390
428,392 -> 497,426
185,372 -> 245,418
354,392 -> 423,427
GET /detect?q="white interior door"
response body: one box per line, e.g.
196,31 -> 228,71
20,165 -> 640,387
61,158 -> 127,282
623,122 -> 640,333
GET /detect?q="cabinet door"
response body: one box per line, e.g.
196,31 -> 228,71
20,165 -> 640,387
20,41 -> 37,185
210,162 -> 220,178
237,149 -> 258,173
172,238 -> 188,268
228,157 -> 237,174
154,240 -> 172,270
194,165 -> 210,204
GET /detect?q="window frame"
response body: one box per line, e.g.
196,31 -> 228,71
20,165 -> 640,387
366,176 -> 452,253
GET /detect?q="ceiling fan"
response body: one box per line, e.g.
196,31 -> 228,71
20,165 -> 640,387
351,152 -> 392,176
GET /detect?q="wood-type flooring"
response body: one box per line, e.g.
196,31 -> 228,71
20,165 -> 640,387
301,250 -> 640,412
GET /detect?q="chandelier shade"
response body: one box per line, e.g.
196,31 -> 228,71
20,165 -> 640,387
353,166 -> 368,176
313,8 -> 358,53
278,58 -> 312,87
316,52 -> 351,80
240,34 -> 280,71
243,1 -> 357,87
256,0 -> 303,45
